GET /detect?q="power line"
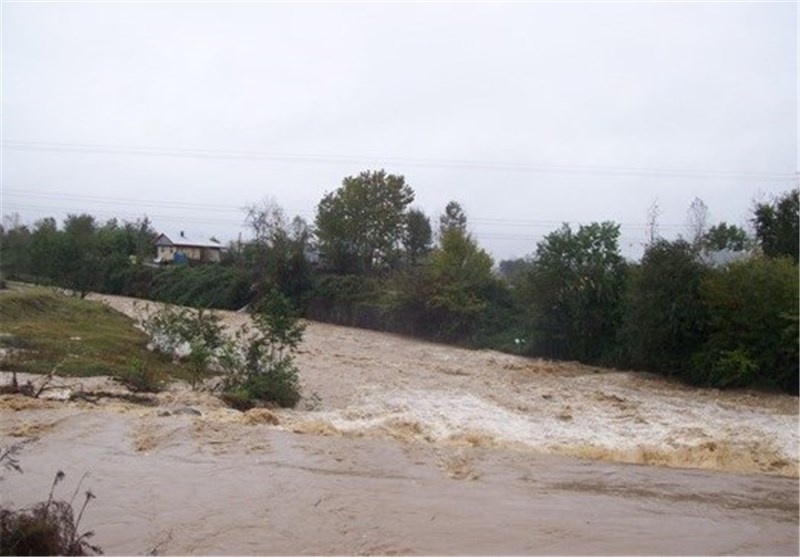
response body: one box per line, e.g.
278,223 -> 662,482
3,140 -> 796,181
3,188 -> 688,229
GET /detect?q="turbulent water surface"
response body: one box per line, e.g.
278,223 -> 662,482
0,293 -> 797,555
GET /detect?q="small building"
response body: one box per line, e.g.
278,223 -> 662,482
154,231 -> 223,264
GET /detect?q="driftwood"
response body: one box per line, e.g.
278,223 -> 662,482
1,371 -> 158,406
67,391 -> 159,406
1,371 -> 61,398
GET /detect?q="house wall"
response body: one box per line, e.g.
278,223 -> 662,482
203,248 -> 222,262
156,244 -> 221,262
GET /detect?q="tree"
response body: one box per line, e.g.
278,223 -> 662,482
425,225 -> 495,340
439,201 -> 467,236
685,197 -> 709,251
403,208 -> 433,265
29,218 -> 60,283
244,198 -> 313,306
315,170 -> 415,274
702,222 -> 750,252
691,256 -> 798,392
0,215 -> 31,279
620,239 -> 707,376
752,189 -> 799,262
60,214 -> 101,297
498,257 -> 532,286
524,222 -> 626,362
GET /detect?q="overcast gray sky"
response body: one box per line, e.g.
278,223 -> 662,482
2,1 -> 797,261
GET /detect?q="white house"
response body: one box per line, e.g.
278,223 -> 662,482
154,231 -> 223,263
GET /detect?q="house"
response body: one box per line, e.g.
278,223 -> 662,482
154,231 -> 223,264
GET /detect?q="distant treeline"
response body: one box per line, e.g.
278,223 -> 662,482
2,172 -> 797,393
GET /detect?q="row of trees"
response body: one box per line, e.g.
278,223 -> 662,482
2,172 -> 797,393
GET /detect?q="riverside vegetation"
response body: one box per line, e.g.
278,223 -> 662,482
0,442 -> 101,556
1,172 -> 797,394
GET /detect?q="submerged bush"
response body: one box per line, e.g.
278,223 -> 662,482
140,305 -> 225,388
139,291 -> 304,408
218,290 -> 304,409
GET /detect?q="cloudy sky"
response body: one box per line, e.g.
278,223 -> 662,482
2,1 -> 797,261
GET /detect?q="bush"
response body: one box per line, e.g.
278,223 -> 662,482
115,358 -> 162,393
218,290 -> 304,409
138,291 -> 304,407
139,305 -> 225,388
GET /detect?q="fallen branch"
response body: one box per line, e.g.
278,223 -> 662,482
67,391 -> 159,406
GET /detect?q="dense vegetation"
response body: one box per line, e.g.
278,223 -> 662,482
2,173 -> 797,393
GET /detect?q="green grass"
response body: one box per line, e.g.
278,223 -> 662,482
0,284 -> 191,382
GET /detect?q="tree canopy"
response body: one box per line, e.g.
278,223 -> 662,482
315,170 -> 415,274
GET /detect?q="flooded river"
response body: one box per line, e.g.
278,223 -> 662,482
2,399 -> 797,556
1,293 -> 798,554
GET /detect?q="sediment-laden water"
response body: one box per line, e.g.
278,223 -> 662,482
0,293 -> 797,554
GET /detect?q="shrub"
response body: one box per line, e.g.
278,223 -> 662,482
139,291 -> 305,407
115,358 -> 162,393
218,290 -> 304,409
140,305 -> 225,388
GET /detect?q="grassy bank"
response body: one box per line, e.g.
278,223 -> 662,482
0,284 -> 189,382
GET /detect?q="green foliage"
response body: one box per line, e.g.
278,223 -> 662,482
243,201 -> 314,307
439,201 -> 467,235
0,218 -> 31,279
305,274 -> 383,326
115,358 -> 163,393
752,189 -> 799,262
620,239 -> 708,375
143,265 -> 251,310
315,170 -> 415,274
524,222 -> 626,362
2,214 -> 156,298
140,305 -> 225,388
702,222 -> 750,252
218,290 -> 304,409
403,208 -> 433,266
425,227 -> 495,340
139,289 -> 304,407
689,256 -> 799,392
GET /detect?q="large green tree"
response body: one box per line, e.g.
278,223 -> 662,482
315,170 -> 415,274
620,239 -> 708,376
702,222 -> 750,252
690,256 -> 798,392
524,222 -> 626,362
424,208 -> 495,340
402,208 -> 433,266
752,189 -> 799,262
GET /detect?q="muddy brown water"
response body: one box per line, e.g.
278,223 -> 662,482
1,292 -> 798,554
2,406 -> 797,556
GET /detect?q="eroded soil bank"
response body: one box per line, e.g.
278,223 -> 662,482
0,292 -> 797,555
